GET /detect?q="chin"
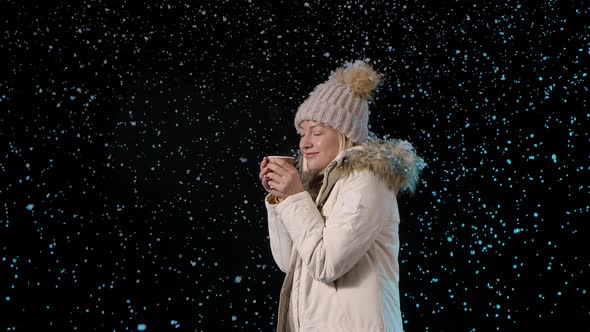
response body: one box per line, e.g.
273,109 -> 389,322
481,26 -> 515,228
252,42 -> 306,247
306,160 -> 325,172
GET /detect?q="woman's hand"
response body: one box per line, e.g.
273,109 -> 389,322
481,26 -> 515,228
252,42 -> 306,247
264,157 -> 305,199
259,156 -> 272,193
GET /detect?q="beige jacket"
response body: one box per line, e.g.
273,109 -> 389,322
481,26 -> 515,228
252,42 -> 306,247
265,138 -> 424,332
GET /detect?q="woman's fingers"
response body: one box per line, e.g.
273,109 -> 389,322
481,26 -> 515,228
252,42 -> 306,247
265,170 -> 279,184
266,173 -> 283,190
265,163 -> 281,176
259,157 -> 274,192
259,157 -> 271,181
262,157 -> 300,198
266,161 -> 293,176
260,157 -> 268,170
259,169 -> 267,182
262,182 -> 272,193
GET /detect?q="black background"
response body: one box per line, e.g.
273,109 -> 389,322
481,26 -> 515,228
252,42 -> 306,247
1,0 -> 589,331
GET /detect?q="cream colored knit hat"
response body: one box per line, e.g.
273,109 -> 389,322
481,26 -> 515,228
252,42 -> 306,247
294,60 -> 382,144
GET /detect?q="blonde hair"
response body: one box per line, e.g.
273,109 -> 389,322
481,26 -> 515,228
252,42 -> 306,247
337,132 -> 357,152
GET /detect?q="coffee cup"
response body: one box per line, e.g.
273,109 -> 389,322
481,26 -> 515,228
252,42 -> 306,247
267,156 -> 295,167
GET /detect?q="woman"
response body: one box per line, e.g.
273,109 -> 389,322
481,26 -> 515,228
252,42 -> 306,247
259,61 -> 424,332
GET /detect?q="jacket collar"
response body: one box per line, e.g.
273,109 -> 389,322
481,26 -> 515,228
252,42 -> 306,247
298,136 -> 425,196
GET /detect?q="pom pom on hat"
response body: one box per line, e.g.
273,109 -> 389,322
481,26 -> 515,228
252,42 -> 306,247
331,60 -> 382,99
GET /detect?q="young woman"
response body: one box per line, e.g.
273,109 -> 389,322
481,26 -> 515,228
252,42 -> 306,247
259,61 -> 424,332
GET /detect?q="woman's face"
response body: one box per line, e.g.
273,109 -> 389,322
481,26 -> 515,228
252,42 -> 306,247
298,120 -> 340,171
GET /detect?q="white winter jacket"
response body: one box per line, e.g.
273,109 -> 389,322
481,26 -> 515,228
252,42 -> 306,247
265,138 -> 423,332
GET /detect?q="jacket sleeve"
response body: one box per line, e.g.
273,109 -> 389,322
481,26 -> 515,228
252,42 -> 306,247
265,194 -> 293,273
276,170 -> 391,283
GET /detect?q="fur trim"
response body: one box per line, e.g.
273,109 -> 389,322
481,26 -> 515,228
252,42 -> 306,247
297,137 -> 425,197
337,138 -> 424,195
330,60 -> 381,99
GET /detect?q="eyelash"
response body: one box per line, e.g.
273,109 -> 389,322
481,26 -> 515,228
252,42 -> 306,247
300,133 -> 322,137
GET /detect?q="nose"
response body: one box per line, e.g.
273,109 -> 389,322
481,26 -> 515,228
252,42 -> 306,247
299,135 -> 312,150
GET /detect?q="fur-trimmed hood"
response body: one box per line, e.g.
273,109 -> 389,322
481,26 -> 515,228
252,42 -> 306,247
297,137 -> 425,201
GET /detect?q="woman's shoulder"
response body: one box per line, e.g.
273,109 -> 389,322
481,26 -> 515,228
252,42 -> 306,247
335,137 -> 425,195
336,168 -> 391,195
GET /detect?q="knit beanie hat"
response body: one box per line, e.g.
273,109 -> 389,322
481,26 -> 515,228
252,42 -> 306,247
294,60 -> 382,144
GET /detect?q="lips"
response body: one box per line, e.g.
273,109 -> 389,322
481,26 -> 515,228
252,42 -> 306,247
305,152 -> 319,159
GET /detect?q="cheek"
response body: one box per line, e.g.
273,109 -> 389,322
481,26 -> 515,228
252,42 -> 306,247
320,136 -> 339,157
329,136 -> 340,152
